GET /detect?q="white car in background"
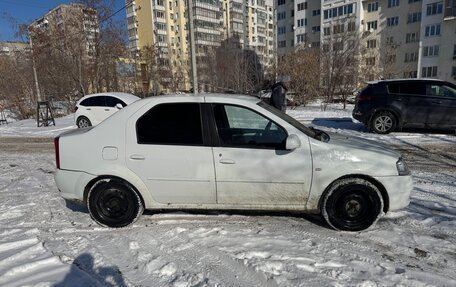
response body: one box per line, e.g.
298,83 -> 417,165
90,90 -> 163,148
74,92 -> 140,128
55,94 -> 412,231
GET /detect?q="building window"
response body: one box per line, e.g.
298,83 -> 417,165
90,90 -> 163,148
333,24 -> 345,34
403,71 -> 417,78
296,33 -> 306,43
422,66 -> 438,77
426,1 -> 443,15
278,26 -> 286,34
297,2 -> 307,11
323,3 -> 354,19
405,32 -> 419,43
311,26 -> 320,33
297,18 -> 306,27
277,11 -> 286,20
387,16 -> 399,26
348,22 -> 356,32
278,40 -> 286,47
423,45 -> 439,56
278,0 -> 286,5
367,21 -> 378,30
323,27 -> 331,36
452,66 -> 456,78
312,9 -> 321,16
425,24 -> 441,37
408,0 -> 421,3
388,0 -> 400,8
367,39 -> 377,48
368,2 -> 379,12
407,12 -> 421,23
366,57 -> 376,65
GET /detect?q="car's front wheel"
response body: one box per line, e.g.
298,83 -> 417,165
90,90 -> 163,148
77,116 -> 92,128
87,179 -> 144,228
370,111 -> 397,134
321,178 -> 384,231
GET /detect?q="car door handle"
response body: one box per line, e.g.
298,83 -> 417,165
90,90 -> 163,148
431,101 -> 442,104
130,155 -> 145,160
393,98 -> 403,102
104,109 -> 110,111
219,159 -> 235,164
86,108 -> 91,110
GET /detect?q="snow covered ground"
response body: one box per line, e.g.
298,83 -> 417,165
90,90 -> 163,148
0,103 -> 455,286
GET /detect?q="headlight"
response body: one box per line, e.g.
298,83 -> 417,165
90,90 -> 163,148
396,158 -> 410,176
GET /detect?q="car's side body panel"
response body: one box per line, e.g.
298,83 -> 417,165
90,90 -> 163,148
55,94 -> 412,221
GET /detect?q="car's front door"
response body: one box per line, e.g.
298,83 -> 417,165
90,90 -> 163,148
210,103 -> 312,206
426,83 -> 456,126
105,96 -> 126,118
126,101 -> 216,204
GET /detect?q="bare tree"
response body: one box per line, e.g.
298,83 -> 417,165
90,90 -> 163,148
277,44 -> 320,106
319,18 -> 361,110
0,52 -> 35,119
213,35 -> 263,94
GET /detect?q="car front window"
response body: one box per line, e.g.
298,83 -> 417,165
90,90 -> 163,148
213,104 -> 287,149
258,101 -> 317,139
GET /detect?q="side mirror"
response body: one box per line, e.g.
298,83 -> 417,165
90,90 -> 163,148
115,103 -> 123,110
286,134 -> 301,150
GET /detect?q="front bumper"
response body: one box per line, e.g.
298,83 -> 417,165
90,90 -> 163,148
55,169 -> 97,202
374,175 -> 413,211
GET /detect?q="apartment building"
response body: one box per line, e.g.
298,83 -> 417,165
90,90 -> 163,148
222,0 -> 276,67
127,0 -> 276,92
279,0 -> 455,83
29,4 -> 99,59
0,42 -> 29,58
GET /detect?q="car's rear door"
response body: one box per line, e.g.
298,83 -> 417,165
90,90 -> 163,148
390,82 -> 430,125
208,102 -> 312,206
125,99 -> 216,204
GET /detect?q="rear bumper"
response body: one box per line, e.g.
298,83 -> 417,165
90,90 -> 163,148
352,109 -> 367,123
374,175 -> 413,211
54,169 -> 96,202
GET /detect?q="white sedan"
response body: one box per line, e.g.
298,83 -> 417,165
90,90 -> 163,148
55,94 -> 412,231
74,92 -> 140,128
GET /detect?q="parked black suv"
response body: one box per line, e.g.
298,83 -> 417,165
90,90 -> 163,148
352,79 -> 456,134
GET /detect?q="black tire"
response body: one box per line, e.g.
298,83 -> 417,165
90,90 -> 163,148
77,116 -> 92,128
370,111 -> 397,134
321,178 -> 384,232
87,179 -> 144,228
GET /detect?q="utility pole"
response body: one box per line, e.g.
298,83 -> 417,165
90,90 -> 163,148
187,0 -> 198,95
30,37 -> 42,102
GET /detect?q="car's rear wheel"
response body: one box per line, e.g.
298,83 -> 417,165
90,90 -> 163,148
321,178 -> 383,231
370,111 -> 397,134
87,179 -> 144,228
77,116 -> 92,128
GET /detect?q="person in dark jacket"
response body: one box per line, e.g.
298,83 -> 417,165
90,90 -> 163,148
271,75 -> 290,111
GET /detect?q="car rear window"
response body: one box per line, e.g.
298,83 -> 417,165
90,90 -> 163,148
80,96 -> 106,107
136,103 -> 203,145
387,82 -> 426,95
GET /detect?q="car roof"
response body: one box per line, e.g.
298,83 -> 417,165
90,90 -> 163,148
366,78 -> 448,85
132,93 -> 261,104
78,92 -> 140,104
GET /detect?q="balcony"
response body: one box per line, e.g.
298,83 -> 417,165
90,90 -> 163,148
194,1 -> 220,12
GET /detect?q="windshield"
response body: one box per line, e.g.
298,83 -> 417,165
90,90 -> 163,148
258,101 -> 317,138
